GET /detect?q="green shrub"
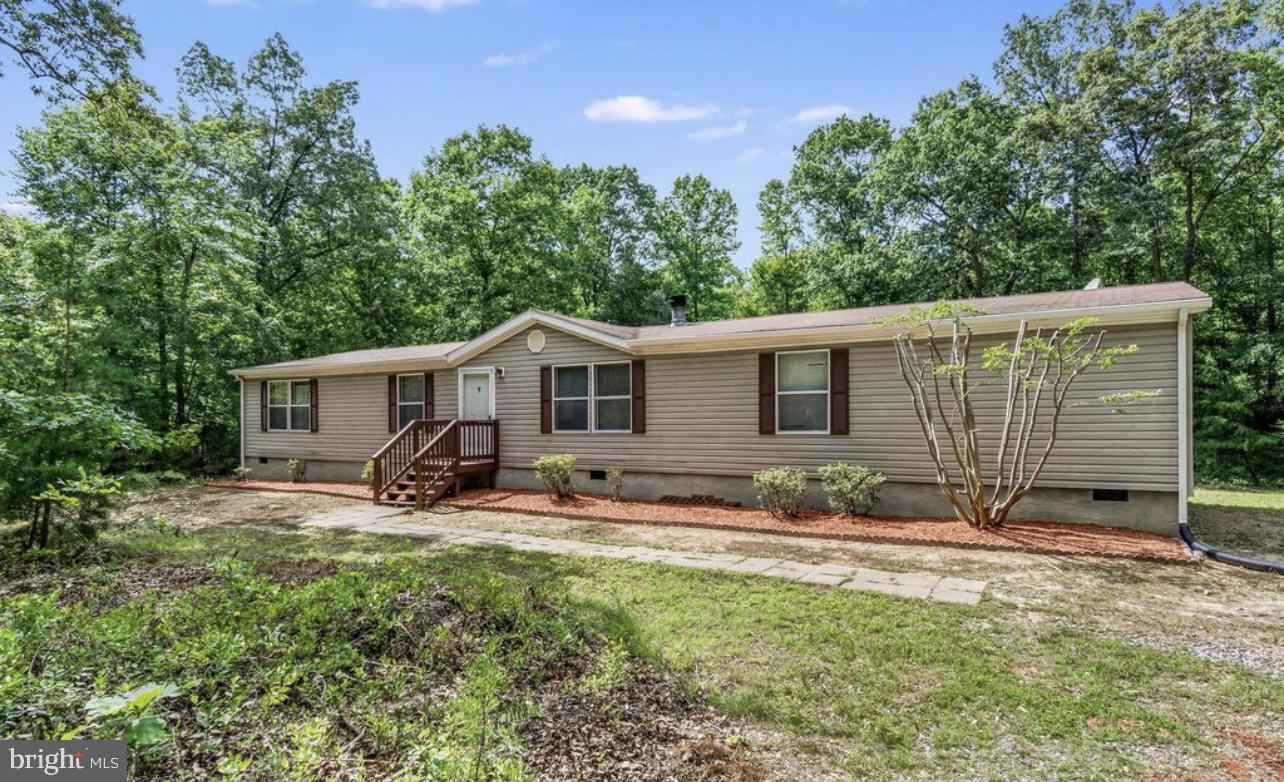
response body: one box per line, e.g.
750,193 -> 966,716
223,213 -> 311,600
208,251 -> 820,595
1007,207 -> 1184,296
287,459 -> 307,483
232,466 -> 252,483
360,460 -> 375,487
27,470 -> 122,550
532,454 -> 576,499
753,467 -> 807,519
605,468 -> 625,501
818,462 -> 886,516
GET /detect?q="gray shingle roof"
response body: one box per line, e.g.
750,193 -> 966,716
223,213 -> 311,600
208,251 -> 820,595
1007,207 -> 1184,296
234,282 -> 1208,375
241,341 -> 465,373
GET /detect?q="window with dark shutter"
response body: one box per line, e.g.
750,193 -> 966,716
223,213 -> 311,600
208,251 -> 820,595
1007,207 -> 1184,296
424,372 -> 435,420
309,378 -> 319,432
260,381 -> 267,432
387,375 -> 397,433
830,348 -> 848,435
631,360 -> 646,434
758,353 -> 776,434
539,366 -> 552,434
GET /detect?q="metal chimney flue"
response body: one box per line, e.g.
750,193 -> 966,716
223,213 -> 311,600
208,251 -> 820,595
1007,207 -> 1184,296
668,295 -> 687,326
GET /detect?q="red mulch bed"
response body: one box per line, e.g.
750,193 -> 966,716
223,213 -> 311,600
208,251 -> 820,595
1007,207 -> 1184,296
447,489 -> 1193,563
205,479 -> 371,501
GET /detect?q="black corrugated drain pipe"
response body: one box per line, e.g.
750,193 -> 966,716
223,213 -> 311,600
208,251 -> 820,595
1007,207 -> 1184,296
1179,522 -> 1284,575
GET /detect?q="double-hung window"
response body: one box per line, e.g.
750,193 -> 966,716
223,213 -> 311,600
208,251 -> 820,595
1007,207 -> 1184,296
397,374 -> 425,430
776,350 -> 829,433
268,380 -> 311,432
553,362 -> 632,432
593,362 -> 631,432
554,366 -> 590,432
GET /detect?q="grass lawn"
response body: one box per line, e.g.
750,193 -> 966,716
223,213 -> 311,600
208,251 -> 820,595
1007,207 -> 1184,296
1,489 -> 1282,781
1192,486 -> 1284,558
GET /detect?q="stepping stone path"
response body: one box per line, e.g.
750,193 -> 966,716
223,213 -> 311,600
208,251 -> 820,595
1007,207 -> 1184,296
302,505 -> 986,605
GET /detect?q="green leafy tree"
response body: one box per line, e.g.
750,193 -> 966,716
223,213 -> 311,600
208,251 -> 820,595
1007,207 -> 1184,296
559,164 -> 666,325
405,125 -> 568,338
655,174 -> 741,321
0,391 -> 155,548
0,0 -> 140,99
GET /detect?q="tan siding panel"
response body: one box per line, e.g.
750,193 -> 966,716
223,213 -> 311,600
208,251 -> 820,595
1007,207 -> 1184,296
469,324 -> 1178,491
243,321 -> 1179,491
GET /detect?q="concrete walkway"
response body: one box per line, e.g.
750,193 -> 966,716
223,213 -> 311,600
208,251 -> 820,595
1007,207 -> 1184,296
301,504 -> 986,605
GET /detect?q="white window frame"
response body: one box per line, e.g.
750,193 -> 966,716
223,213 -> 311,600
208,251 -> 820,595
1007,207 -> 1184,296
592,361 -> 632,433
267,379 -> 312,433
550,361 -> 632,434
456,366 -> 496,420
775,349 -> 830,435
397,373 -> 427,428
552,364 -> 591,433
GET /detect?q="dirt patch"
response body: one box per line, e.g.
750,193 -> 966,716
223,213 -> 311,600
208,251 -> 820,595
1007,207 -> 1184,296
206,479 -> 370,501
0,562 -> 216,607
115,486 -> 357,531
522,658 -> 762,782
0,558 -> 345,607
447,489 -> 1192,562
253,559 -> 339,587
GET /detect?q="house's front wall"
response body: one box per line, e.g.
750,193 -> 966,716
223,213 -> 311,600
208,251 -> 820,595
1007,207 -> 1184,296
242,317 -> 1183,531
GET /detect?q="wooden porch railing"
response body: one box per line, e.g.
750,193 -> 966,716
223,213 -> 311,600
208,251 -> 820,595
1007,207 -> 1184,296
372,419 -> 499,507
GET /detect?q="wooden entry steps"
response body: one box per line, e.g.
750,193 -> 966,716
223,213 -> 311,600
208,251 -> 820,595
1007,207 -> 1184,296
371,419 -> 498,509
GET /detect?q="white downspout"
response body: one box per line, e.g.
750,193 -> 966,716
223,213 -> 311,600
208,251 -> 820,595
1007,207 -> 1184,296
1177,308 -> 1189,526
238,376 -> 245,469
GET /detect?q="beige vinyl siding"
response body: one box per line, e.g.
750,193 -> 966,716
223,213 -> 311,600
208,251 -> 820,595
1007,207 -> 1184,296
243,320 -> 1180,491
242,371 -> 454,463
472,324 -> 1179,492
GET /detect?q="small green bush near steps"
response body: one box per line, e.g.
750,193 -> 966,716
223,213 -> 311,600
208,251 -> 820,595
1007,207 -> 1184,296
533,454 -> 576,499
287,459 -> 307,483
818,462 -> 886,516
753,467 -> 807,519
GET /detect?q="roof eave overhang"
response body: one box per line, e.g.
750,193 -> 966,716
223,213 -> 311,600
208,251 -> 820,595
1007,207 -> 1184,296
229,296 -> 1211,375
628,297 -> 1213,356
231,356 -> 454,379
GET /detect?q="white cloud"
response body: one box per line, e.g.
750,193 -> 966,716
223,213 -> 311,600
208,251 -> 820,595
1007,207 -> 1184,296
583,96 -> 717,123
483,39 -> 556,68
788,103 -> 853,124
687,120 -> 747,140
363,0 -> 477,11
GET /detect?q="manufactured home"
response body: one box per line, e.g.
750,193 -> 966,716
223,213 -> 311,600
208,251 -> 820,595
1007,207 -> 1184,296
232,282 -> 1210,534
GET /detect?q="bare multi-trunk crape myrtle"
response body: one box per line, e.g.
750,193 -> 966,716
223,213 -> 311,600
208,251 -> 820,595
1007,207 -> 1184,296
880,303 -> 1156,530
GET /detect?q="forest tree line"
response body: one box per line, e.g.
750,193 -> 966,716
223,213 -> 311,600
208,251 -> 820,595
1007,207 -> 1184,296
2,0 -> 1283,484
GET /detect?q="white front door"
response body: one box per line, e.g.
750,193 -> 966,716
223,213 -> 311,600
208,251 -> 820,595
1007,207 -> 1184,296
460,371 -> 493,420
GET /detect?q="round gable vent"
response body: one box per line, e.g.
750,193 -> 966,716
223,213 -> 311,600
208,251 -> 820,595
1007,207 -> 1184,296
526,329 -> 546,354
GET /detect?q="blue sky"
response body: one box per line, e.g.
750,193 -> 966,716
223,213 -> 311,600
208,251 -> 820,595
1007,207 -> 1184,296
0,0 -> 1065,266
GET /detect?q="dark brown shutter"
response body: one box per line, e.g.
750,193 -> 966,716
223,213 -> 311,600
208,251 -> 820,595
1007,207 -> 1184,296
758,353 -> 776,435
309,378 -> 319,432
259,381 -> 268,432
388,375 -> 397,433
631,359 -> 646,434
830,348 -> 848,435
423,372 -> 434,420
540,366 -> 553,434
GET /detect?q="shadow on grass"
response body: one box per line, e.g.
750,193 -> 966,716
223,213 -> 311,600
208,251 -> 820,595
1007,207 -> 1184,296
1189,500 -> 1284,560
